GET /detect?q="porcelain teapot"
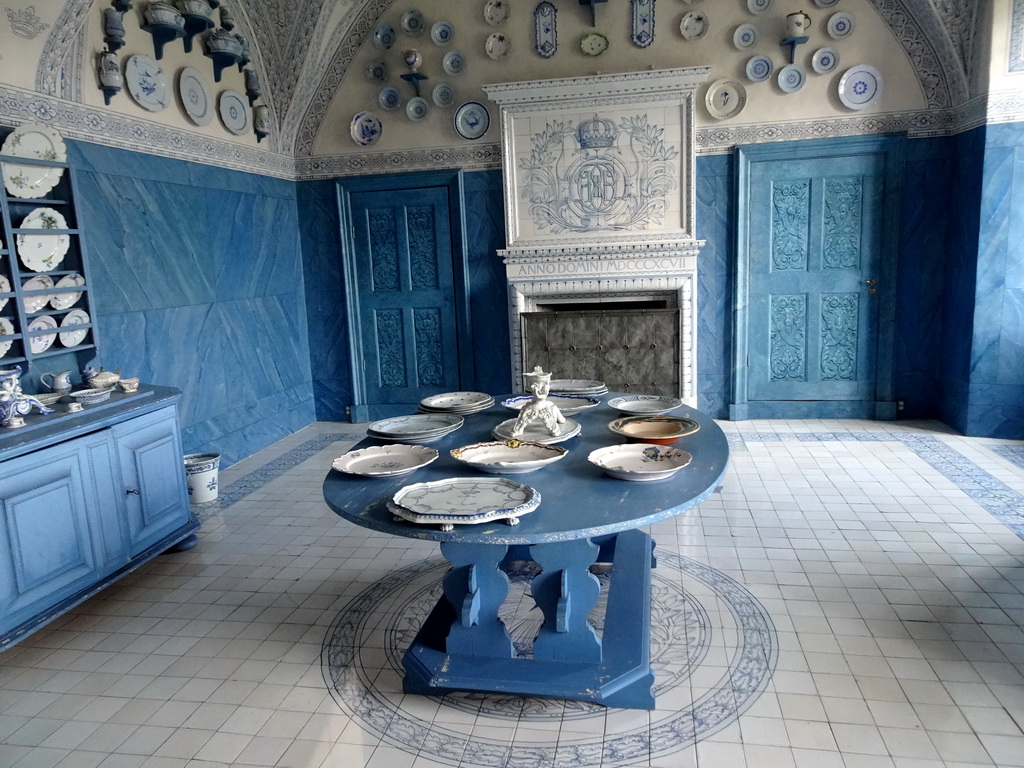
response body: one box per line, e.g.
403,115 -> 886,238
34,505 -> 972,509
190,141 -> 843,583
83,367 -> 120,389
40,370 -> 73,393
786,10 -> 811,37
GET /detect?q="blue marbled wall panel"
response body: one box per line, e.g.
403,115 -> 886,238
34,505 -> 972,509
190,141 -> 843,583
695,154 -> 731,419
68,141 -> 315,466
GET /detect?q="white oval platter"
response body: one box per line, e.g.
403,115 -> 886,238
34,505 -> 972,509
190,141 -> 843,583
389,477 -> 540,530
451,440 -> 567,474
332,444 -> 439,478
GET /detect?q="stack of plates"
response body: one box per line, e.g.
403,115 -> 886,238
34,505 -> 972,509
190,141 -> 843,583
367,413 -> 464,443
501,393 -> 600,415
419,391 -> 494,415
548,379 -> 608,396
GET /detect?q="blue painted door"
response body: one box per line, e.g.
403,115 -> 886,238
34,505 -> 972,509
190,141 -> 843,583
350,188 -> 460,409
747,153 -> 886,408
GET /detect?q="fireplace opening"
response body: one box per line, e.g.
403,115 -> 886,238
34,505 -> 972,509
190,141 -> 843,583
533,297 -> 671,313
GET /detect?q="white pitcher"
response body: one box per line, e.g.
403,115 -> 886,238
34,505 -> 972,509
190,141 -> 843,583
786,10 -> 811,37
40,370 -> 72,393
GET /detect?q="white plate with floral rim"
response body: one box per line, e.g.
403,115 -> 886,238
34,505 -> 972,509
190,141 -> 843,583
0,317 -> 14,357
50,272 -> 85,310
492,417 -> 581,445
606,394 -> 684,415
1,123 -> 66,198
59,309 -> 90,347
388,477 -> 540,530
178,66 -> 213,126
17,207 -> 69,272
218,90 -> 251,135
501,393 -> 600,415
548,378 -> 608,395
679,11 -> 709,40
588,444 -> 693,482
451,440 -> 568,474
28,314 -> 57,354
484,0 -> 509,25
21,274 -> 54,313
368,413 -> 464,439
0,275 -> 10,312
332,444 -> 439,477
125,54 -> 170,112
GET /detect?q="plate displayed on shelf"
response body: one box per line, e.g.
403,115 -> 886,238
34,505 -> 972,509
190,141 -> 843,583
588,444 -> 693,482
365,60 -> 389,82
125,54 -> 170,112
27,315 -> 57,354
827,11 -> 855,39
1,123 -> 66,198
580,31 -> 608,56
431,20 -> 454,45
372,24 -> 396,49
388,477 -> 540,530
453,101 -> 489,139
812,47 -> 840,74
705,78 -> 747,120
679,12 -> 709,40
50,272 -> 85,310
838,64 -> 883,109
431,83 -> 455,108
406,96 -> 430,121
378,86 -> 401,111
21,275 -> 54,313
778,63 -> 807,93
332,444 -> 438,478
607,394 -> 684,415
0,275 -> 10,312
419,391 -> 494,414
492,417 -> 581,445
484,0 -> 509,25
59,309 -> 90,347
401,9 -> 425,34
501,393 -> 600,415
218,90 -> 251,135
442,50 -> 466,75
0,317 -> 13,357
747,0 -> 772,13
451,440 -> 568,475
485,32 -> 511,60
17,207 -> 70,272
745,54 -> 774,82
350,111 -> 383,146
178,66 -> 213,126
733,23 -> 758,50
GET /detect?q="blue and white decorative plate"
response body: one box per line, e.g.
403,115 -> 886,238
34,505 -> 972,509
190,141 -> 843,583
364,60 -> 388,82
389,477 -> 541,530
813,0 -> 839,7
406,96 -> 430,121
442,50 -> 465,75
431,20 -> 454,46
777,64 -> 806,93
501,394 -> 600,415
745,54 -> 774,83
811,47 -> 840,75
607,394 -> 684,416
178,66 -> 213,126
401,9 -> 424,34
746,0 -> 772,14
827,11 -> 855,39
733,23 -> 758,50
372,24 -> 396,49
631,0 -> 655,48
350,111 -> 383,146
838,64 -> 882,110
125,54 -> 170,112
534,1 -> 557,58
431,83 -> 455,108
218,90 -> 250,135
454,101 -> 489,139
705,78 -> 747,120
378,87 -> 401,111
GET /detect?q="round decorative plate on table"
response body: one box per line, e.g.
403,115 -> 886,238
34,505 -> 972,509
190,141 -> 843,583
450,440 -> 568,475
778,64 -> 807,93
21,275 -> 54,313
406,96 -> 430,121
705,78 -> 747,120
1,122 -> 67,198
827,11 -> 855,39
733,23 -> 758,50
548,378 -> 608,395
484,0 -> 509,25
0,317 -> 14,357
178,66 -> 213,126
431,83 -> 455,108
59,308 -> 90,347
485,32 -> 511,60
811,47 -> 840,75
125,54 -> 170,112
17,207 -> 69,272
606,394 -> 684,416
332,444 -> 438,478
350,111 -> 383,146
401,9 -> 425,34
431,20 -> 454,45
679,12 -> 709,40
838,64 -> 883,109
50,272 -> 85,310
453,101 -> 489,139
588,444 -> 693,482
388,477 -> 540,531
607,415 -> 700,444
378,86 -> 401,111
419,391 -> 494,414
218,90 -> 251,135
27,315 -> 57,354
745,54 -> 774,83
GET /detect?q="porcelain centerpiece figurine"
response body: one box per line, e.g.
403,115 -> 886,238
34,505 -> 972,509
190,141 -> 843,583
510,366 -> 565,438
0,366 -> 53,428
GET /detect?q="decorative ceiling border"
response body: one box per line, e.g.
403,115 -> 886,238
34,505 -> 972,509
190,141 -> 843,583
1011,0 -> 1024,72
294,142 -> 502,180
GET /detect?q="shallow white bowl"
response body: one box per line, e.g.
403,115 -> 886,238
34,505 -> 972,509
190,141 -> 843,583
588,443 -> 693,481
451,440 -> 567,474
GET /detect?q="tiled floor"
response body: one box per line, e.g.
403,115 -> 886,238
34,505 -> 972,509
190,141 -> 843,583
2,419 -> 1024,768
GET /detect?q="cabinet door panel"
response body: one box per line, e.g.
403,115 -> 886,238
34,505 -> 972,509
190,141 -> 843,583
113,408 -> 191,558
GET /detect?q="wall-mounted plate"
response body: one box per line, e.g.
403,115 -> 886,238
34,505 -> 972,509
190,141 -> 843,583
534,1 -> 557,58
365,60 -> 388,82
484,0 -> 509,25
679,12 -> 708,40
431,20 -> 454,45
811,47 -> 839,74
746,0 -> 772,14
454,101 -> 489,139
406,96 -> 430,121
218,89 -> 250,135
580,31 -> 608,55
777,63 -> 806,93
486,32 -> 511,60
705,78 -> 747,120
350,111 -> 382,146
378,87 -> 401,111
432,82 -> 455,108
733,23 -> 758,50
178,66 -> 213,126
401,9 -> 425,34
28,315 -> 57,354
442,50 -> 466,75
813,0 -> 839,7
125,54 -> 170,112
838,64 -> 882,109
59,309 -> 90,348
631,0 -> 655,48
745,54 -> 773,83
827,11 -> 854,39
373,24 -> 396,49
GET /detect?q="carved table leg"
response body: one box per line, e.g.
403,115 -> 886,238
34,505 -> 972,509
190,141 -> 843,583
530,538 -> 602,663
439,541 -> 514,658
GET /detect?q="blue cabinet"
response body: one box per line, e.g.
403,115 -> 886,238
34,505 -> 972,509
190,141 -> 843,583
0,387 -> 196,650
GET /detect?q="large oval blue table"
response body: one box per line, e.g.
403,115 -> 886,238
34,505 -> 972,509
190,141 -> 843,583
322,397 -> 729,709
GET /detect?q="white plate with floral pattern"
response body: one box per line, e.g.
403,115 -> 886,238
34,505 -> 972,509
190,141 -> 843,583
0,275 -> 10,312
606,394 -> 684,415
501,393 -> 600,415
0,317 -> 14,357
50,272 -> 85,310
419,391 -> 494,413
332,444 -> 439,477
28,315 -> 57,354
588,444 -> 693,482
59,309 -> 90,347
451,440 -> 567,474
21,274 -> 54,313
17,207 -> 69,272
388,477 -> 540,530
1,123 -> 66,198
125,54 -> 170,112
484,0 -> 509,25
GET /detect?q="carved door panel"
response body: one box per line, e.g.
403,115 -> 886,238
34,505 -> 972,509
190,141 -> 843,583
747,154 -> 885,405
350,188 -> 460,409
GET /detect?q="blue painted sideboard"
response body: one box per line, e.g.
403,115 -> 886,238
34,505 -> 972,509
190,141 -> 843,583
0,386 -> 197,650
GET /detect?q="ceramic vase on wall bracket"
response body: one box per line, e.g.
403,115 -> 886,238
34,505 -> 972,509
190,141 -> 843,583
244,69 -> 261,105
97,49 -> 123,105
202,27 -> 243,81
102,7 -> 126,51
253,105 -> 271,143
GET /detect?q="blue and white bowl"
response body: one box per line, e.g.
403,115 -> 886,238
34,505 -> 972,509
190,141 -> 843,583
378,87 -> 401,111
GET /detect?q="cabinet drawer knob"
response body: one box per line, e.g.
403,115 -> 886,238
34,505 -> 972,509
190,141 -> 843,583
126,488 -> 140,495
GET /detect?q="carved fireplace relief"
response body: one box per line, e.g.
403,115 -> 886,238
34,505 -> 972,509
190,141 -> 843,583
483,67 -> 709,403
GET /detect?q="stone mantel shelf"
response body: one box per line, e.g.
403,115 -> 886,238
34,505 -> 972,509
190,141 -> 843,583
483,67 -> 713,109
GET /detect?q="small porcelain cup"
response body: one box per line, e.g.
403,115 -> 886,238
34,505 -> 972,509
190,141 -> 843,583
786,10 -> 811,37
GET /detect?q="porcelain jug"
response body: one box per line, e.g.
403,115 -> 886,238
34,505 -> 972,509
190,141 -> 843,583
40,370 -> 73,393
786,10 -> 811,37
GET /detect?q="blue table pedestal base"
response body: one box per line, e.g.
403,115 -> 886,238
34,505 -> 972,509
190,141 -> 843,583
402,528 -> 656,709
